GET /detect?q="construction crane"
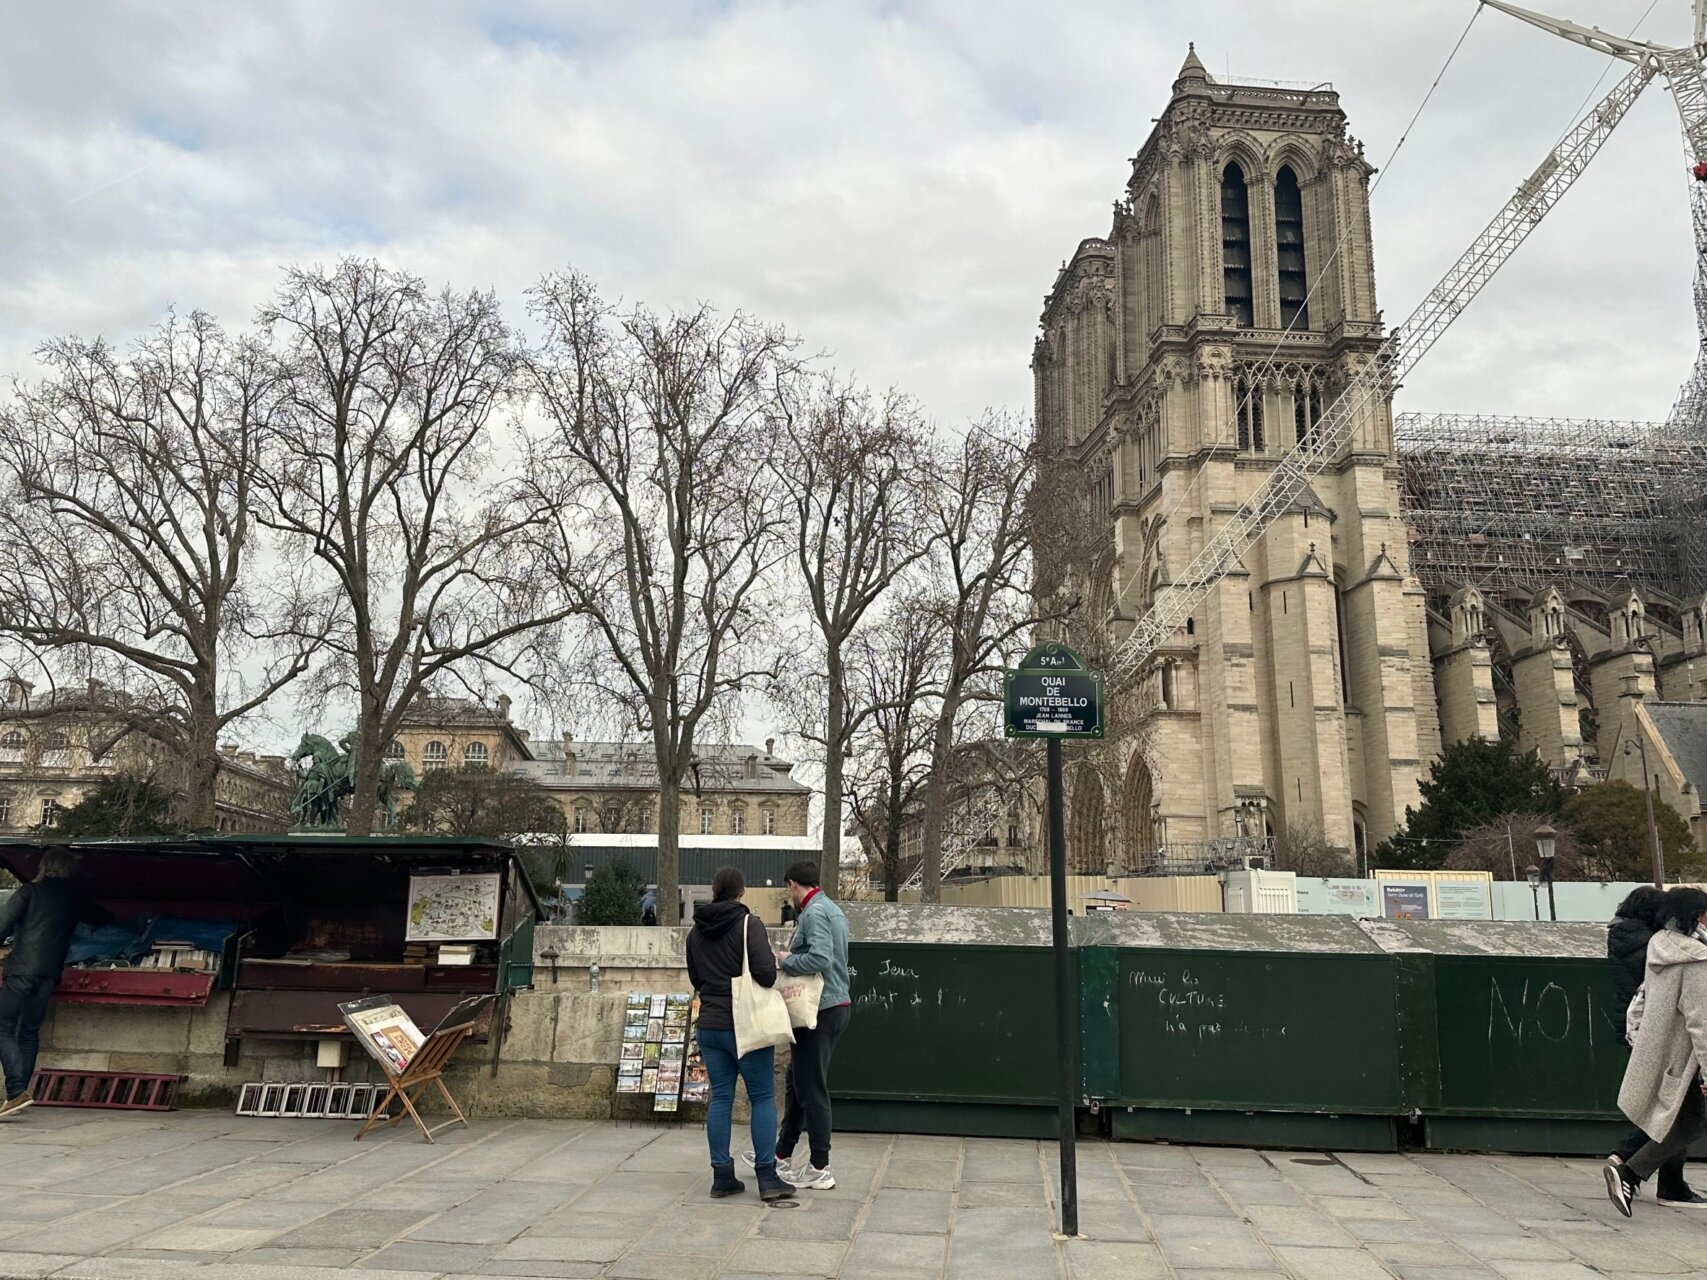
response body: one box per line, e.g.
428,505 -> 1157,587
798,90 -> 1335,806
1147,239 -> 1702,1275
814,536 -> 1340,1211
1480,0 -> 1707,590
1104,53 -> 1657,688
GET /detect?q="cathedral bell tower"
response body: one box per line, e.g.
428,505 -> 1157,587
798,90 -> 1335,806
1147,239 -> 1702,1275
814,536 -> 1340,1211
1032,47 -> 1439,869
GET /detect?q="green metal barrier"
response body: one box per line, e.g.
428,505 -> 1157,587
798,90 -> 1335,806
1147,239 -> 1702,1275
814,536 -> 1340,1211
826,905 -> 1630,1152
1078,912 -> 1406,1150
831,905 -> 1070,1138
1361,919 -> 1627,1153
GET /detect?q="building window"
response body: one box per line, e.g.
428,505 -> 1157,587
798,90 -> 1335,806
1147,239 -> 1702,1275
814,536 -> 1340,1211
86,744 -> 111,769
384,740 -> 405,760
1234,376 -> 1264,453
762,809 -> 776,835
603,806 -> 620,832
38,798 -> 58,828
700,807 -> 713,834
1293,381 -> 1323,446
1275,166 -> 1309,329
40,733 -> 70,768
573,806 -> 589,834
422,740 -> 447,772
1008,823 -> 1020,847
0,796 -> 12,826
731,809 -> 745,835
464,741 -> 489,768
0,731 -> 24,765
1221,163 -> 1254,327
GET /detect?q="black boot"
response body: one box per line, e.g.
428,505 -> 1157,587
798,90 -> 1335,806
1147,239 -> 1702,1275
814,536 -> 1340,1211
755,1160 -> 795,1202
709,1163 -> 745,1199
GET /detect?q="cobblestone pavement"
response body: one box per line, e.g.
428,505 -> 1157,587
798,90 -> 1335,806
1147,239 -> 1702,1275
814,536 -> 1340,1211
2,1109 -> 1707,1278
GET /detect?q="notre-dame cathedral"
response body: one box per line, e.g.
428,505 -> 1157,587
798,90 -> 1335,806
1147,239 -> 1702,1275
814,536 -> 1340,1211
1032,48 -> 1707,870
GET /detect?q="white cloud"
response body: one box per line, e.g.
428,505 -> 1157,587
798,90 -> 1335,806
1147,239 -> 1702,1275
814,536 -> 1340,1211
0,0 -> 1698,764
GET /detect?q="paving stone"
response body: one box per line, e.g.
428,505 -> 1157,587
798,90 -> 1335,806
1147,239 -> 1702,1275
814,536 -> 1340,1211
1391,1269 -> 1500,1280
602,1253 -> 721,1280
754,1199 -> 862,1240
843,1229 -> 949,1273
1556,1236 -> 1693,1273
864,1188 -> 954,1234
2,1211 -> 167,1254
270,1208 -> 434,1250
463,1262 -> 605,1278
130,1224 -> 283,1252
239,1248 -> 366,1267
882,1156 -> 962,1190
1369,1241 -> 1482,1268
1063,1239 -> 1169,1279
961,1142 -> 1043,1183
1243,1204 -> 1358,1247
358,1240 -> 499,1271
958,1179 -> 1048,1208
491,1235 -> 630,1263
1318,1195 -> 1413,1220
0,1257 -> 95,1280
723,1238 -> 846,1274
1273,1245 -> 1404,1280
1483,1263 -> 1603,1280
1458,1236 -> 1573,1262
1072,1198 -> 1152,1243
946,1206 -> 1061,1280
1130,1183 -> 1235,1216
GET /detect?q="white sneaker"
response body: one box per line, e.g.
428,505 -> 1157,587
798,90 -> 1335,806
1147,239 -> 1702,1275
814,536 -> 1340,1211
796,1163 -> 835,1190
742,1151 -> 795,1180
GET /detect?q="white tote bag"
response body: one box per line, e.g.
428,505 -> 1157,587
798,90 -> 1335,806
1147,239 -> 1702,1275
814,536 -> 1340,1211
778,970 -> 825,1031
731,915 -> 795,1056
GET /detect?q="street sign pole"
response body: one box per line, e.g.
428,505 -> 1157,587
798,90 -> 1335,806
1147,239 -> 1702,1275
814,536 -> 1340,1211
1003,641 -> 1098,1240
1046,734 -> 1077,1237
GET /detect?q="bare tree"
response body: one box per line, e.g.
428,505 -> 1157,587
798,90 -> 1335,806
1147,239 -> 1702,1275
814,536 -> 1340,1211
916,417 -> 1056,902
845,596 -> 943,900
257,260 -> 572,834
525,272 -> 796,924
1270,817 -> 1354,878
0,312 -> 314,827
778,378 -> 932,893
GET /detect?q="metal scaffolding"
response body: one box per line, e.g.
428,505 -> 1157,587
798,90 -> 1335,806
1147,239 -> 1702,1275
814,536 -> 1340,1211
1394,412 -> 1707,597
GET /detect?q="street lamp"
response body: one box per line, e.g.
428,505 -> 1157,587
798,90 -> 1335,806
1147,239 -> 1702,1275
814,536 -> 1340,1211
1534,822 -> 1557,922
1526,864 -> 1541,921
1624,735 -> 1667,887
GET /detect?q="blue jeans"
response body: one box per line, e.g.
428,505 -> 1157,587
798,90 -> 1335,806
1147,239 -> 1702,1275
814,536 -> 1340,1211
0,975 -> 55,1099
696,1026 -> 776,1170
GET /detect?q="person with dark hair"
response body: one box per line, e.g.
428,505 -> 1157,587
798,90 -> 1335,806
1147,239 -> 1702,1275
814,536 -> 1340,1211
1606,886 -> 1700,1204
684,866 -> 792,1202
745,858 -> 850,1190
0,849 -> 101,1117
1607,886 -> 1707,1215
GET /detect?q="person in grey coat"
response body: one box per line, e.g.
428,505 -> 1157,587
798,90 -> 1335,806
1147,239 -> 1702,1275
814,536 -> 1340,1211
1607,886 -> 1707,1216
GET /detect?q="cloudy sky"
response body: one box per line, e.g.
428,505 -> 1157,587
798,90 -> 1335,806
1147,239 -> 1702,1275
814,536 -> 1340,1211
3,0 -> 1696,435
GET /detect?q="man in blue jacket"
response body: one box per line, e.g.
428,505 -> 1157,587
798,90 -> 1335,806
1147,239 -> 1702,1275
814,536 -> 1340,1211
749,859 -> 850,1190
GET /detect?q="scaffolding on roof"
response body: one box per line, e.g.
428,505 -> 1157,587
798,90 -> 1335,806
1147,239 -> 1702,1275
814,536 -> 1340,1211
1395,412 -> 1707,598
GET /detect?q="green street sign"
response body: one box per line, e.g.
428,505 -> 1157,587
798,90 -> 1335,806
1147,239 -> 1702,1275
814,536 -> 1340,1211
1004,643 -> 1104,739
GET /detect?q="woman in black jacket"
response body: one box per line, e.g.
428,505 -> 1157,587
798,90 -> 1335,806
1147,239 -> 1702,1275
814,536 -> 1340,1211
685,868 -> 792,1201
1607,885 -> 1702,1205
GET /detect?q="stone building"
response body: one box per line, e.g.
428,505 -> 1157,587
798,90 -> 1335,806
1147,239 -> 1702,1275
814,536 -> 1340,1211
1033,49 -> 1438,869
392,694 -> 811,838
0,678 -> 292,833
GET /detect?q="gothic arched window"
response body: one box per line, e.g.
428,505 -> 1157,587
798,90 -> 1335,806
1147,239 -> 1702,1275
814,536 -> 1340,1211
1220,164 -> 1254,327
1275,166 -> 1309,329
1235,375 -> 1264,453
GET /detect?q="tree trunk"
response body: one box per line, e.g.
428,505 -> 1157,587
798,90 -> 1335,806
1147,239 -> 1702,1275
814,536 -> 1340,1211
918,697 -> 958,903
884,817 -> 901,903
182,694 -> 221,832
656,764 -> 682,926
344,708 -> 382,836
820,662 -> 846,896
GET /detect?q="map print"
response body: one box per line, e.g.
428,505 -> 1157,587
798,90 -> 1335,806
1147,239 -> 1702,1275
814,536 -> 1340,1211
406,872 -> 502,942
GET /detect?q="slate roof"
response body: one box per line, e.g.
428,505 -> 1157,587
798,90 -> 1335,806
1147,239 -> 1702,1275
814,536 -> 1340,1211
521,740 -> 808,794
1646,701 -> 1707,798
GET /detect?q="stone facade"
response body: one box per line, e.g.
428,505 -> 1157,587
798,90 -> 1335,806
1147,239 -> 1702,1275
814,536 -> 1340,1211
1034,50 -> 1437,868
394,694 -> 811,838
0,678 -> 292,833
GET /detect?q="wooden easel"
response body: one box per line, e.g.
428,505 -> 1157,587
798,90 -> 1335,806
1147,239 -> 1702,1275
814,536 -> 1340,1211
354,1022 -> 476,1144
